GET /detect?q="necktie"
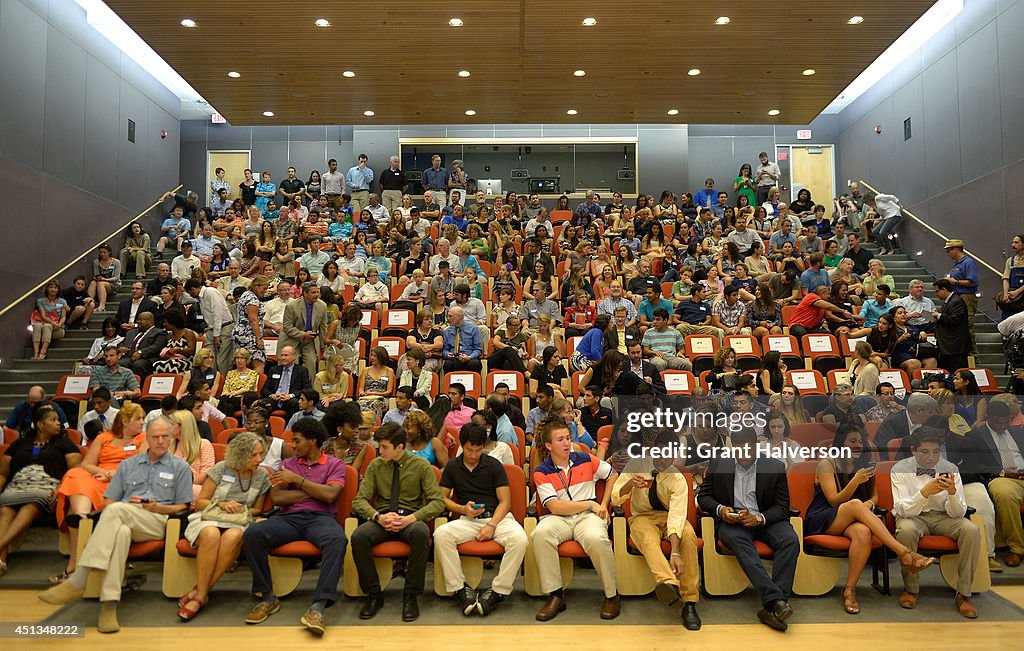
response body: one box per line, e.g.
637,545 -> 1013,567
305,302 -> 313,331
453,328 -> 460,357
128,331 -> 145,354
99,413 -> 107,428
279,366 -> 292,395
992,430 -> 1017,469
916,467 -> 936,477
389,461 -> 401,513
647,471 -> 666,511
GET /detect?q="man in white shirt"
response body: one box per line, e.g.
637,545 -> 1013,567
865,192 -> 903,254
185,279 -> 234,373
79,388 -> 119,442
895,280 -> 936,328
337,242 -> 367,281
322,158 -> 345,209
525,209 -> 552,239
263,281 -> 293,336
171,241 -> 201,283
891,431 -> 980,617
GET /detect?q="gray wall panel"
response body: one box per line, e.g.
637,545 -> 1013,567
42,26 -> 87,187
0,0 -> 47,168
891,77 -> 927,206
289,126 -> 328,142
956,0 -> 997,44
251,126 -> 290,142
82,57 -> 121,198
921,52 -> 962,196
921,19 -> 956,69
956,24 -> 1003,181
146,104 -> 180,203
997,0 -> 1024,164
636,126 -> 687,199
288,142 -> 329,178
116,80 -> 149,208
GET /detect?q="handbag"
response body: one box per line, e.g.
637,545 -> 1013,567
995,291 -> 1024,313
200,501 -> 252,526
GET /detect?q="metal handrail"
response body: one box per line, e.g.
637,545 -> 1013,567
0,185 -> 182,319
859,180 -> 1002,277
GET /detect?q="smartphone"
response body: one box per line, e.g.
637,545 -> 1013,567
938,472 -> 951,480
139,498 -> 152,504
472,503 -> 485,510
866,461 -> 877,470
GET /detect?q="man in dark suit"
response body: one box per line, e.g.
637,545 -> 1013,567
618,342 -> 666,394
260,344 -> 311,418
962,401 -> 1024,567
697,428 -> 799,631
118,311 -> 167,379
603,306 -> 641,354
116,280 -> 158,333
874,392 -> 938,453
931,278 -> 971,373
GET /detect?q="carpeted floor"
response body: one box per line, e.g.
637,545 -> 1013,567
3,527 -> 1023,628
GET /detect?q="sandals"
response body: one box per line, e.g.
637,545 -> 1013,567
177,596 -> 206,622
899,550 -> 935,574
178,588 -> 198,609
48,569 -> 71,585
842,586 -> 860,614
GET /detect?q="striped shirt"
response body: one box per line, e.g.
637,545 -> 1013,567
534,452 -> 612,506
642,327 -> 684,355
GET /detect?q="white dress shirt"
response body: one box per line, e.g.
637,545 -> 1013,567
891,456 -> 967,519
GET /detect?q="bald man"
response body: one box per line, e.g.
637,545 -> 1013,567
6,385 -> 68,431
442,307 -> 483,374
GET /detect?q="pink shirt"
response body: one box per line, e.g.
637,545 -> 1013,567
444,404 -> 476,432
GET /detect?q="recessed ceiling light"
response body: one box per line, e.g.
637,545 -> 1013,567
180,18 -> 196,28
448,18 -> 463,27
768,109 -> 780,116
567,109 -> 578,115
848,15 -> 864,24
465,109 -> 476,116
364,110 -> 375,117
262,111 -> 274,117
342,70 -> 355,78
667,109 -> 679,116
803,68 -> 816,76
688,68 -> 701,76
715,16 -> 730,25
458,70 -> 471,78
314,18 -> 330,27
582,17 -> 597,26
227,71 -> 241,78
574,70 -> 586,77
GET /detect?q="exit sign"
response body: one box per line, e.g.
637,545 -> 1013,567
211,113 -> 227,124
796,129 -> 812,140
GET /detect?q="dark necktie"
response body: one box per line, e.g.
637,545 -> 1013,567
647,470 -> 666,511
916,467 -> 936,477
390,461 -> 401,513
128,331 -> 145,355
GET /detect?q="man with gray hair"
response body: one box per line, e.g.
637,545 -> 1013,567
875,392 -> 938,451
575,191 -> 603,221
39,418 -> 192,633
429,238 -> 460,275
422,154 -> 448,210
379,155 -> 407,214
895,280 -> 936,329
442,306 -> 482,373
281,283 -> 328,377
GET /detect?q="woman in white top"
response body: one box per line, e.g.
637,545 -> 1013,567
352,266 -> 389,319
316,260 -> 346,295
455,412 -> 515,465
398,348 -> 433,409
83,317 -> 124,365
232,407 -> 293,471
528,314 -> 563,370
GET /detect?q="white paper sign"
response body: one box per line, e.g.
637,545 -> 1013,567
63,376 -> 91,394
878,371 -> 905,389
451,373 -> 476,391
832,371 -> 851,386
379,340 -> 401,357
264,339 -> 279,357
664,373 -> 691,392
790,371 -> 817,390
766,337 -> 793,353
568,337 -> 582,355
969,369 -> 990,388
729,337 -> 753,354
387,310 -> 411,327
492,372 -> 519,391
690,337 -> 714,354
360,311 -> 374,326
807,336 -> 833,353
148,376 -> 175,395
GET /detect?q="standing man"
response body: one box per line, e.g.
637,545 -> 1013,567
944,239 -> 979,352
346,154 -> 374,214
185,278 -> 234,374
611,430 -> 702,630
279,166 -> 305,206
755,152 -> 781,207
931,279 -> 972,373
422,154 -> 449,210
351,423 -> 445,622
865,192 -> 903,254
697,428 -> 799,631
322,158 -> 345,210
38,419 -> 191,633
280,283 -> 328,377
379,155 -> 407,214
434,422 -> 528,617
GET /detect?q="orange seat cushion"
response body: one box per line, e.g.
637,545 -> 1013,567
918,535 -> 958,553
717,539 -> 773,558
557,541 -> 588,558
804,535 -> 883,551
271,541 -> 322,556
373,541 -> 412,558
176,539 -> 197,557
128,540 -> 164,558
457,541 -> 505,556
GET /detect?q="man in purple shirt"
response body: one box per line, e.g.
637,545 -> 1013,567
242,417 -> 347,636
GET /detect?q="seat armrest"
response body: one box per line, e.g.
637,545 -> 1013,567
612,506 -> 625,517
788,508 -> 801,518
871,506 -> 889,517
526,505 -> 538,518
965,506 -> 976,518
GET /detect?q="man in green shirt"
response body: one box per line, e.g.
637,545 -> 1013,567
351,423 -> 445,622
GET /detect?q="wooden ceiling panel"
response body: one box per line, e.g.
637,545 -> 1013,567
106,0 -> 935,125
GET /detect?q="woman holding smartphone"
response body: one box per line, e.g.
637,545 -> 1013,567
804,423 -> 934,614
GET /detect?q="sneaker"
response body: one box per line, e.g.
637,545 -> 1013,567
245,598 -> 280,624
475,589 -> 504,616
455,586 -> 478,616
988,557 -> 1004,573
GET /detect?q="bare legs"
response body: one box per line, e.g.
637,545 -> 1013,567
0,504 -> 42,567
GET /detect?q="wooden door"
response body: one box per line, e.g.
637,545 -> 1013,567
207,151 -> 251,205
791,146 -> 834,209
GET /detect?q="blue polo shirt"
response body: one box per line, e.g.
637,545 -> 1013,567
675,299 -> 712,325
638,297 -> 674,322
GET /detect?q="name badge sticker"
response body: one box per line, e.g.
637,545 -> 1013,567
222,474 -> 237,483
159,472 -> 174,480
123,444 -> 137,452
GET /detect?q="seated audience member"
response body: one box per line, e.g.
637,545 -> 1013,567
62,275 -> 95,330
171,241 -> 201,283
351,423 -> 445,622
891,432 -> 981,617
525,385 -> 555,444
38,418 -> 192,634
642,308 -> 691,372
285,389 -> 326,429
531,416 -> 620,621
442,306 -> 483,373
489,315 -> 530,374
381,386 -> 418,427
875,392 -> 939,451
242,418 -> 347,635
0,406 -> 81,576
697,428 -> 798,631
805,423 -> 934,614
865,382 -> 904,422
118,311 -> 167,379
789,286 -> 861,339
260,345 -> 311,419
603,306 -> 641,355
90,346 -> 141,404
356,347 -> 396,419
822,383 -> 866,427
962,400 -> 1024,568
711,285 -> 750,336
611,430 -> 702,629
82,317 -> 124,367
321,399 -> 367,469
674,285 -> 723,342
176,432 -> 271,621
403,409 -> 448,468
6,385 -> 68,433
860,286 -> 895,327
434,422 -> 529,616
621,343 -> 665,394
444,383 -> 476,432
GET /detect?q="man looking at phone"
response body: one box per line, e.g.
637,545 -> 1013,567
697,427 -> 798,631
611,431 -> 702,629
434,423 -> 528,616
891,432 -> 980,617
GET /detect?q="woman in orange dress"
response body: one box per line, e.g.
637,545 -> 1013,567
52,402 -> 145,583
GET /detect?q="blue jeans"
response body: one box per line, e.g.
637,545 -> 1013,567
872,213 -> 903,242
661,268 -> 680,283
717,520 -> 799,607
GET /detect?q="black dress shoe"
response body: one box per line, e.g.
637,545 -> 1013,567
682,602 -> 702,630
402,595 -> 419,622
655,582 -> 682,610
359,594 -> 383,620
758,608 -> 788,632
772,599 -> 793,622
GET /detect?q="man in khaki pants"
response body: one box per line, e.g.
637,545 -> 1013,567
611,430 -> 702,630
39,418 -> 193,633
379,155 -> 407,215
531,417 -> 620,621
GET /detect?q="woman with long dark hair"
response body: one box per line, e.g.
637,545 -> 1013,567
757,350 -> 787,396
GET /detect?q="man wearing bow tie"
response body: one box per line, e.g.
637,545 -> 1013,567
891,430 -> 980,618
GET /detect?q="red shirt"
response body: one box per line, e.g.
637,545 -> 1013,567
790,291 -> 825,329
564,303 -> 596,327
